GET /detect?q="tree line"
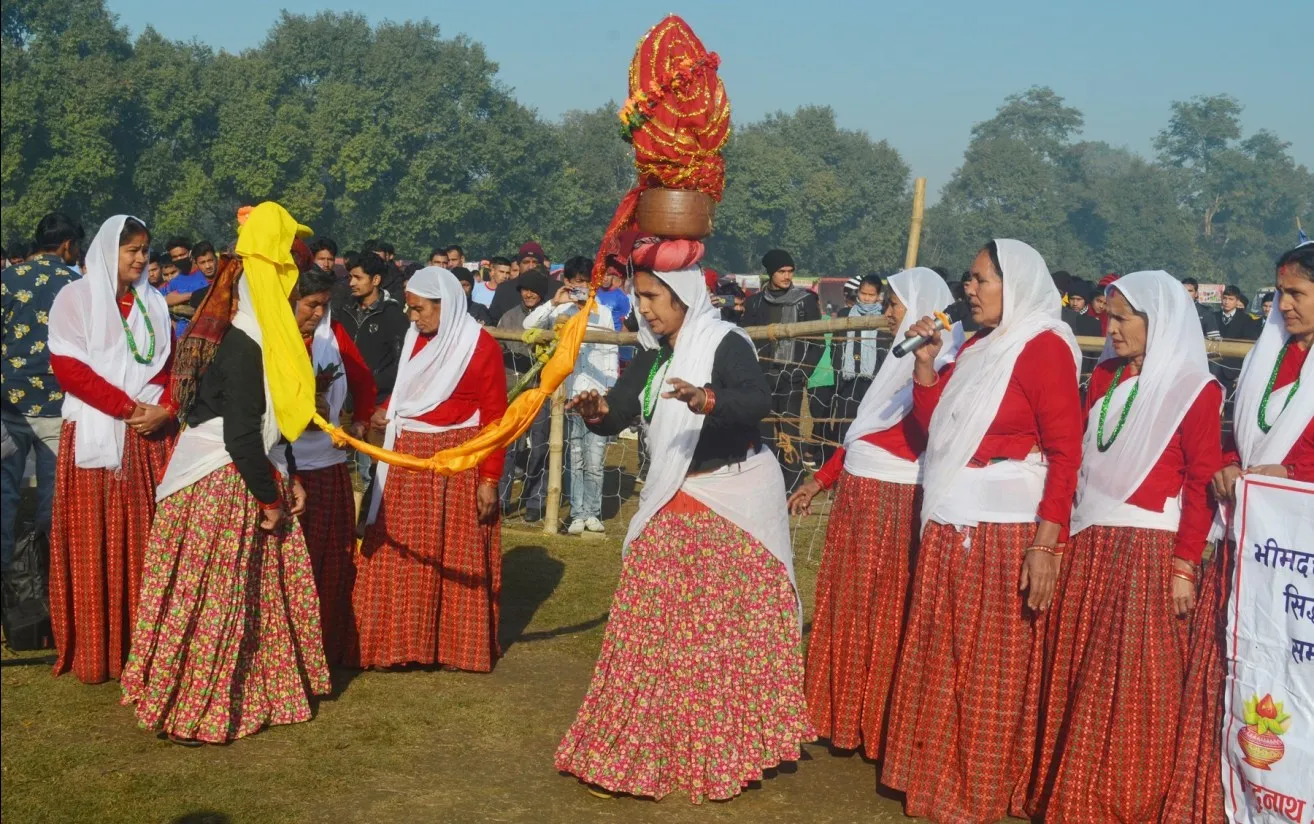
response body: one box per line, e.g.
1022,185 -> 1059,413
3,0 -> 1310,294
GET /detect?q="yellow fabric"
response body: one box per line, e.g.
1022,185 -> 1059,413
235,201 -> 316,442
314,293 -> 595,475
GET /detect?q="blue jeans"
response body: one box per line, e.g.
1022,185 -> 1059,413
567,416 -> 607,521
500,403 -> 551,515
0,409 -> 61,570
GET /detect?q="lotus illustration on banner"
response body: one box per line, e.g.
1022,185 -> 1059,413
1239,693 -> 1292,770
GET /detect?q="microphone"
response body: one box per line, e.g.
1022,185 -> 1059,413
891,302 -> 969,358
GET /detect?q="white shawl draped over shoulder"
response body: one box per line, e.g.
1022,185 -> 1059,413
47,215 -> 171,469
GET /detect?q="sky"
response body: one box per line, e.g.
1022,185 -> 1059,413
107,0 -> 1311,202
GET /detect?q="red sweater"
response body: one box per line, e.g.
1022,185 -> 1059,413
49,292 -> 173,420
307,320 -> 377,425
1222,339 -> 1314,482
912,330 -> 1084,533
1085,359 -> 1223,562
815,416 -> 924,490
384,330 -> 508,482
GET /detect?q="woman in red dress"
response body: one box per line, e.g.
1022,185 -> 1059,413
290,266 -> 376,666
1030,270 -> 1222,821
787,267 -> 964,758
880,238 -> 1084,823
351,267 -> 507,672
1164,242 -> 1314,822
47,215 -> 175,684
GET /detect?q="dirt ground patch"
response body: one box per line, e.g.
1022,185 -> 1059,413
2,526 -> 914,823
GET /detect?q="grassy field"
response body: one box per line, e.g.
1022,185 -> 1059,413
1,523 -> 913,824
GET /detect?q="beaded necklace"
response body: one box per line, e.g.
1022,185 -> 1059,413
1096,363 -> 1139,452
120,288 -> 157,365
641,350 -> 672,421
1257,344 -> 1300,434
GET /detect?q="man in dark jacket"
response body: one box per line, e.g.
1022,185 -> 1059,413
1051,271 -> 1102,338
1216,285 -> 1260,340
1181,277 -> 1222,340
337,253 -> 408,404
488,242 -> 563,324
739,249 -> 821,486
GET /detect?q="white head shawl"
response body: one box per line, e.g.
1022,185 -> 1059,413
47,215 -> 171,469
844,267 -> 964,448
1231,284 -> 1314,467
367,266 -> 482,523
918,239 -> 1081,528
1070,271 -> 1219,534
622,266 -> 752,551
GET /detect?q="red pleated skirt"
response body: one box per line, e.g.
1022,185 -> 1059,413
805,473 -> 918,759
297,463 -> 358,667
350,428 -> 501,672
1030,525 -> 1191,822
881,520 -> 1045,824
1161,539 -> 1229,823
48,421 -> 172,684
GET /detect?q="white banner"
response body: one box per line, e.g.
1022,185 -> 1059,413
1223,476 -> 1314,824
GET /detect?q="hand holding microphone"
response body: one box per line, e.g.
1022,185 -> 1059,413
893,302 -> 968,361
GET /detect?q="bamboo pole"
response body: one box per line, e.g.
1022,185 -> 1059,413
542,384 -> 566,535
904,177 -> 927,269
486,321 -> 1256,359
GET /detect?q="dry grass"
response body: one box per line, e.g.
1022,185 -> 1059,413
1,525 -> 912,824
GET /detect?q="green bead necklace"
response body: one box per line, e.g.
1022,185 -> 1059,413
1257,345 -> 1299,434
641,350 -> 672,421
120,288 -> 157,365
1096,364 -> 1139,452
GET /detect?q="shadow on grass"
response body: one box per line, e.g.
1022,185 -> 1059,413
0,653 -> 56,668
170,812 -> 232,824
498,545 -> 566,652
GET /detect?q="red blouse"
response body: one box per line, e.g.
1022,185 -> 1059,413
912,330 -> 1084,533
49,292 -> 174,420
1085,359 -> 1223,563
1222,339 -> 1314,482
814,416 -> 924,490
384,330 -> 508,481
307,320 -> 377,425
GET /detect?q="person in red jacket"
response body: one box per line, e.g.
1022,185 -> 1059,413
786,267 -> 964,759
351,267 -> 507,672
1030,270 -> 1222,821
290,267 -> 376,666
1162,242 -> 1314,822
881,239 -> 1084,824
46,215 -> 176,684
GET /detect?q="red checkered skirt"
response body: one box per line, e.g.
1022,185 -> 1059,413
351,428 -> 501,672
1029,525 -> 1191,822
48,421 -> 173,684
881,520 -> 1045,824
297,463 -> 358,667
120,463 -> 331,744
1161,539 -> 1229,824
805,473 -> 918,759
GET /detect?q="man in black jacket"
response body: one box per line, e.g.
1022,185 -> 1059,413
1182,278 -> 1222,340
1216,285 -> 1260,340
1051,271 -> 1102,338
337,253 -> 408,404
739,249 -> 821,486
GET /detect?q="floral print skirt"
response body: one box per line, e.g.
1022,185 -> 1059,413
121,463 -> 330,744
554,491 -> 812,803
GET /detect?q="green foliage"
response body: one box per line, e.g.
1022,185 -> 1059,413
1,0 -> 1310,289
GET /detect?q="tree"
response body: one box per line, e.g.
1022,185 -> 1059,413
709,106 -> 909,275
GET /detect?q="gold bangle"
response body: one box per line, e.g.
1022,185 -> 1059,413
1171,570 -> 1196,583
1026,545 -> 1062,557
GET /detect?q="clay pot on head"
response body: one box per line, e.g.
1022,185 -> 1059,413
636,189 -> 715,240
